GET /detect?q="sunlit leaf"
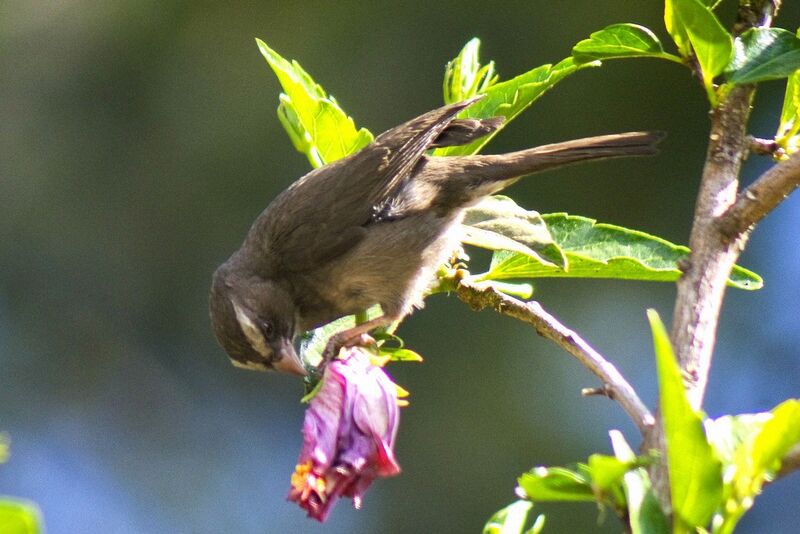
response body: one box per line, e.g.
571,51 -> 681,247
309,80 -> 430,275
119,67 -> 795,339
648,310 -> 723,529
517,466 -> 594,502
777,29 -> 800,150
727,28 -> 800,85
587,454 -> 640,492
257,39 -> 373,167
704,402 -> 800,533
749,400 -> 800,484
482,500 -> 542,534
435,57 -> 595,157
704,413 -> 770,467
0,435 -> 8,464
573,24 -> 681,64
0,499 -> 43,534
444,38 -> 499,104
472,213 -> 762,290
665,0 -> 733,100
378,347 -> 424,362
610,431 -> 669,534
462,196 -> 566,269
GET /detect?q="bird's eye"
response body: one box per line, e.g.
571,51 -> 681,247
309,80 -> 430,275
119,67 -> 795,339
260,320 -> 275,339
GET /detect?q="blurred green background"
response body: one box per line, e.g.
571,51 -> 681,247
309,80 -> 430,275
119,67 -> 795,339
1,1 -> 799,532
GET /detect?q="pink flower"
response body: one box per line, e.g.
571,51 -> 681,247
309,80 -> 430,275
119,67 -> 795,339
288,348 -> 401,521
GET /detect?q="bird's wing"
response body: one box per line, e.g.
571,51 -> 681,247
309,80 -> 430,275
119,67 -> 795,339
257,96 -> 496,272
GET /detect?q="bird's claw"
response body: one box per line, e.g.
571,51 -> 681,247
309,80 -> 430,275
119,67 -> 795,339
321,332 -> 377,366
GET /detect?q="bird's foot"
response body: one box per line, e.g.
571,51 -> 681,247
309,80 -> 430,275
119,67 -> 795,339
321,332 -> 377,364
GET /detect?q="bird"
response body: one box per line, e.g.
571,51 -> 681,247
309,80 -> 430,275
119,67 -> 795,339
209,96 -> 662,376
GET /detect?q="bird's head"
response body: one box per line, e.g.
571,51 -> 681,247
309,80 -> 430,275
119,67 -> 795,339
209,264 -> 306,376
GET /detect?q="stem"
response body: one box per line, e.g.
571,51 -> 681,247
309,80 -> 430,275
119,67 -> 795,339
456,280 -> 654,434
670,83 -> 755,410
646,0 -> 780,513
719,150 -> 800,238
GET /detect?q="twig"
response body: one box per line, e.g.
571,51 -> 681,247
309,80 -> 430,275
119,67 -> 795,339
747,136 -> 784,158
456,280 -> 655,435
777,444 -> 800,480
719,150 -> 800,238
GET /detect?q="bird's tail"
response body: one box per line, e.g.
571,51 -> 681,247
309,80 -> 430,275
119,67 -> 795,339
425,130 -> 664,205
474,130 -> 663,180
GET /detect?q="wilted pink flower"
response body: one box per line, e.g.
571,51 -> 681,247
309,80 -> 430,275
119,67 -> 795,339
288,347 -> 401,521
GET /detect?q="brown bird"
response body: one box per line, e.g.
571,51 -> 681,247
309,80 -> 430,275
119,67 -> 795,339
209,96 -> 662,376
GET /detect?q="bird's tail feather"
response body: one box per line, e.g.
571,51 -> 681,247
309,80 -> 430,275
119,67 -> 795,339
473,130 -> 664,182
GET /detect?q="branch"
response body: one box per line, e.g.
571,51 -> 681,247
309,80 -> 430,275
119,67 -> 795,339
747,135 -> 784,158
669,84 -> 756,410
456,280 -> 655,435
719,150 -> 800,238
777,444 -> 800,480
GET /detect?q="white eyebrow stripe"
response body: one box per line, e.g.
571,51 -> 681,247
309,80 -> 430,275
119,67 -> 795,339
230,359 -> 269,371
231,300 -> 270,357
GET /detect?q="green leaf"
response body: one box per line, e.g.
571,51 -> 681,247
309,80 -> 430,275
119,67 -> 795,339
256,39 -> 373,168
704,403 -> 800,534
462,196 -> 566,269
0,499 -> 43,534
517,466 -> 595,502
378,346 -> 424,362
473,213 -> 762,290
435,57 -> 594,157
778,75 -> 800,148
572,24 -> 682,64
298,305 -> 383,367
0,434 -> 8,464
526,514 -> 546,534
482,500 -> 541,534
648,310 -> 723,530
749,399 -> 800,484
610,431 -> 669,534
665,0 -> 733,101
444,38 -> 499,104
777,29 -> 800,149
727,28 -> 800,85
587,454 -> 640,492
704,413 -> 770,467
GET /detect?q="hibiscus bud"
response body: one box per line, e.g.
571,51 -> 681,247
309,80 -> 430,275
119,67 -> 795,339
288,347 -> 401,521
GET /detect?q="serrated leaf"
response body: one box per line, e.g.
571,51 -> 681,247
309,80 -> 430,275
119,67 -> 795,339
665,0 -> 733,101
444,38 -> 499,105
517,466 -> 595,502
435,57 -> 594,157
462,196 -> 566,269
648,310 -> 723,529
572,24 -> 681,64
727,28 -> 800,85
474,213 -> 762,290
0,499 -> 43,534
256,39 -> 373,168
610,431 -> 669,534
482,500 -> 538,534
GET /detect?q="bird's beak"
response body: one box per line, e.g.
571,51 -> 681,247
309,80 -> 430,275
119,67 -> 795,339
273,339 -> 307,376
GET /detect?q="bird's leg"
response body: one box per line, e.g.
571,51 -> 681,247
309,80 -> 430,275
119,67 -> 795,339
322,315 -> 394,363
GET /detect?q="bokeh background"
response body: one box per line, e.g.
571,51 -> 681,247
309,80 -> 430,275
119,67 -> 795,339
2,1 -> 799,532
